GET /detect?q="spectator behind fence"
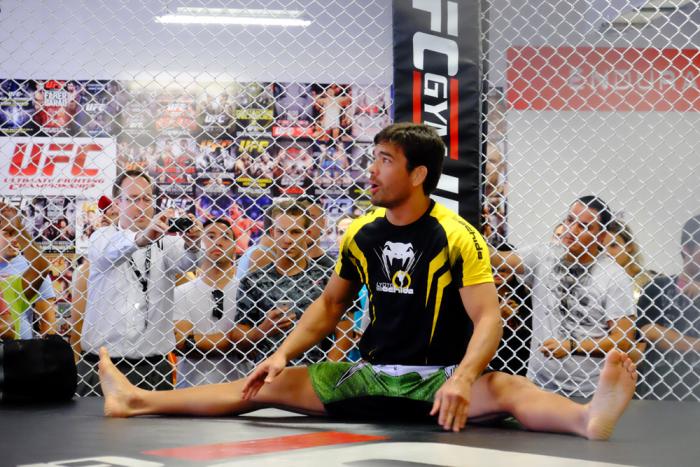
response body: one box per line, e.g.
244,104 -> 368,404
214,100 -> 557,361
71,197 -> 119,360
236,200 -> 350,364
247,198 -> 332,275
0,202 -> 54,340
235,209 -> 275,281
301,199 -> 334,268
606,219 -> 656,302
636,214 -> 700,401
0,202 -> 57,339
77,170 -> 202,395
489,242 -> 532,376
174,218 -> 252,387
492,196 -> 635,397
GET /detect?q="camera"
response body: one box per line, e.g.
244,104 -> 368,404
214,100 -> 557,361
168,217 -> 194,233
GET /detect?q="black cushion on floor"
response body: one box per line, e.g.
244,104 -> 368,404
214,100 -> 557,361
1,336 -> 77,403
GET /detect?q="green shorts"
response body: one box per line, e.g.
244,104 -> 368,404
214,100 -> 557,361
308,361 -> 455,420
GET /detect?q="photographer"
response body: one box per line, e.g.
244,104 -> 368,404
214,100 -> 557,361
77,170 -> 201,395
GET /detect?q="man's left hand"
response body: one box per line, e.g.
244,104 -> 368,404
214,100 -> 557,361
539,337 -> 572,359
430,375 -> 473,432
182,214 -> 203,250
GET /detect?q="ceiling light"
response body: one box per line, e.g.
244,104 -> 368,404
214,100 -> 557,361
155,7 -> 311,27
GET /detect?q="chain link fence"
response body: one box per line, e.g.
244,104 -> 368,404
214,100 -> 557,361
482,0 -> 699,400
0,0 -> 391,395
0,0 -> 698,401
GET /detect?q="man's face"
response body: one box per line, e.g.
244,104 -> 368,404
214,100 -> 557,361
117,176 -> 154,231
492,260 -> 515,289
202,222 -> 236,264
607,233 -> 635,269
560,201 -> 603,259
271,213 -> 309,262
0,227 -> 18,261
368,141 -> 415,209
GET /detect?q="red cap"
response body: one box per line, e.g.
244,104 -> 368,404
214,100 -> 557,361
97,195 -> 112,212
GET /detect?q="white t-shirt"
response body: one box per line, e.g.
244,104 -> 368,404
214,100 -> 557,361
522,243 -> 634,397
174,275 -> 250,387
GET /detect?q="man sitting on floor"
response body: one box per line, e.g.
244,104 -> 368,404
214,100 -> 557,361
98,123 -> 636,440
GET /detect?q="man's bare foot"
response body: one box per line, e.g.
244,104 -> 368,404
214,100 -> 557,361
99,347 -> 143,418
586,350 -> 637,440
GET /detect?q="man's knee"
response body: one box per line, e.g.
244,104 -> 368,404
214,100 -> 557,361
484,371 -> 533,405
255,366 -> 325,414
257,367 -> 313,399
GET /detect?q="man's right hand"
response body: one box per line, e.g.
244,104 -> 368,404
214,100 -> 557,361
135,209 -> 173,247
260,308 -> 295,335
241,352 -> 288,400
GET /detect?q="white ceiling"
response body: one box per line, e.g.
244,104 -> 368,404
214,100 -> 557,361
0,0 -> 393,83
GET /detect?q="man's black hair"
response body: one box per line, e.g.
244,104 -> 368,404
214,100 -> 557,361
681,214 -> 700,252
202,217 -> 235,239
575,195 -> 613,231
374,122 -> 445,195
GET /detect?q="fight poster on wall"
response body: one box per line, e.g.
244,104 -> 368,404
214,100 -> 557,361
392,0 -> 482,225
1,79 -> 123,138
75,80 -> 124,137
0,79 -> 37,136
233,135 -> 274,195
234,82 -> 275,135
196,83 -> 237,138
21,196 -> 76,253
271,139 -> 314,196
271,82 -> 316,138
196,138 -> 236,179
308,141 -> 354,198
351,84 -> 391,142
0,137 -> 117,198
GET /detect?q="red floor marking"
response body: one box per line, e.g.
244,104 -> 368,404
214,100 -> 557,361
143,431 -> 388,461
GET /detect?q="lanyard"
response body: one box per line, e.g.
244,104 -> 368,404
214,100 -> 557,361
128,247 -> 152,329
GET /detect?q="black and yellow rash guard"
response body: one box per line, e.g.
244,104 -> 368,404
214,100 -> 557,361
335,200 -> 494,366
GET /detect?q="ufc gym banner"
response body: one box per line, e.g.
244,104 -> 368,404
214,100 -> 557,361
507,46 -> 700,112
0,137 -> 116,197
392,0 -> 482,226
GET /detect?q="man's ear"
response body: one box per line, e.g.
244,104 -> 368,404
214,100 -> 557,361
411,165 -> 428,188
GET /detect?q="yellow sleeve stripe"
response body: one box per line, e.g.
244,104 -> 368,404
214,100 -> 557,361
430,269 -> 452,344
425,247 -> 448,308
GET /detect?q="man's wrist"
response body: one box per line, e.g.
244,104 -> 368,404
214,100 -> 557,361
452,366 -> 478,385
272,349 -> 290,365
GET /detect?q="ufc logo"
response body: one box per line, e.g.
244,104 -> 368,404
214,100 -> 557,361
239,140 -> 270,154
10,143 -> 101,177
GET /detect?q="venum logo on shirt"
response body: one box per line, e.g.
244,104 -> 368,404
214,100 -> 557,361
375,241 -> 421,295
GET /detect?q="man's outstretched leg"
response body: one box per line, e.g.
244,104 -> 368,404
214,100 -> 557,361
470,350 -> 637,440
98,347 -> 326,418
